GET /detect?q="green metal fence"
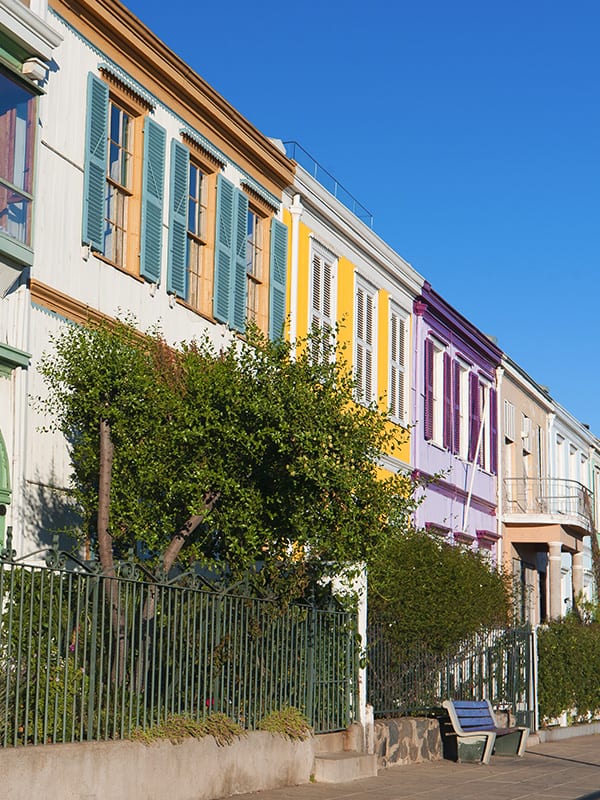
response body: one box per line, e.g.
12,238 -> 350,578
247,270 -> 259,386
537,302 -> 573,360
0,549 -> 358,746
368,625 -> 534,728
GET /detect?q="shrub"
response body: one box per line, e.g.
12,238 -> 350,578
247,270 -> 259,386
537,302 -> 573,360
258,706 -> 312,740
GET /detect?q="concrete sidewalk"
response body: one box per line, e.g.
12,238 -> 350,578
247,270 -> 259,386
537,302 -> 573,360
232,735 -> 600,800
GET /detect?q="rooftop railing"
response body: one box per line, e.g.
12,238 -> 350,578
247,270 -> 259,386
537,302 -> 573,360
283,141 -> 374,228
503,477 -> 594,532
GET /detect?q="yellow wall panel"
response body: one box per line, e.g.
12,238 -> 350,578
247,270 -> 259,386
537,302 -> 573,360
337,256 -> 355,365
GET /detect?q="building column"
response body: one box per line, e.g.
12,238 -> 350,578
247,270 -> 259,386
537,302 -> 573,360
548,541 -> 563,619
572,550 -> 585,604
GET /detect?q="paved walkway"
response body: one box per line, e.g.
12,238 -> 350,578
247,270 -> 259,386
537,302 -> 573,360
234,735 -> 600,800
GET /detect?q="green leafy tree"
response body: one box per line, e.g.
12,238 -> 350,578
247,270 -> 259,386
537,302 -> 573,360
368,527 -> 513,653
37,319 -> 415,595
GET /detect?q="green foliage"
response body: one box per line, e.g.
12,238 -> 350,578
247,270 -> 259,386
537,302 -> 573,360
130,713 -> 245,746
367,528 -> 513,653
538,612 -> 600,724
36,319 -> 416,595
258,706 -> 312,740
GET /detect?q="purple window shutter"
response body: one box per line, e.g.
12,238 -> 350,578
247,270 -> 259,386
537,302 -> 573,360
468,372 -> 480,461
490,387 -> 498,474
443,352 -> 452,450
424,339 -> 434,441
453,361 -> 461,455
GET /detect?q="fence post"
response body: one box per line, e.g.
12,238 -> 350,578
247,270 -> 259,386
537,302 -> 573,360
87,575 -> 99,741
306,593 -> 315,728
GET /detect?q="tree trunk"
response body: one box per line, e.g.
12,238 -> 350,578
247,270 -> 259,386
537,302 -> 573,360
98,418 -> 126,684
134,492 -> 219,693
161,492 -> 220,575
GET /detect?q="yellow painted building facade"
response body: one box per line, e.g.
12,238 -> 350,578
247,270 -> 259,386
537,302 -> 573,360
281,154 -> 423,471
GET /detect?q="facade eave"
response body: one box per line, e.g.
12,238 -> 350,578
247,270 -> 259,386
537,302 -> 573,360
49,0 -> 295,194
290,168 -> 424,299
0,0 -> 62,61
419,281 -> 503,368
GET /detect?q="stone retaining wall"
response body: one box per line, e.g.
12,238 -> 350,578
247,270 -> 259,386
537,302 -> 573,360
373,717 -> 442,768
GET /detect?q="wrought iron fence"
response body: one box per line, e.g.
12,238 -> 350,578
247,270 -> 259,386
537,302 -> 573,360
0,537 -> 358,746
504,477 -> 594,531
367,625 -> 534,728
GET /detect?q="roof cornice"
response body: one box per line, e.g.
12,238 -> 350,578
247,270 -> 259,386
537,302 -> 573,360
50,0 -> 294,193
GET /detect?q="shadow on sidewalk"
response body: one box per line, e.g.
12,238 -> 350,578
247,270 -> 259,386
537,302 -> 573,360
528,751 -> 600,770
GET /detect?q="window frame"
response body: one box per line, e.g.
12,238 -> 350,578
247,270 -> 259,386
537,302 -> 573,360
388,302 -> 408,424
354,275 -> 377,405
0,67 -> 37,259
309,239 -> 337,363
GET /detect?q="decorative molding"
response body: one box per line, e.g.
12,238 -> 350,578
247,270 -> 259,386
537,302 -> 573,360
425,522 -> 451,536
476,529 -> 501,548
181,128 -> 226,167
0,342 -> 31,377
99,63 -> 155,110
413,300 -> 427,316
454,531 -> 475,545
30,279 -> 110,326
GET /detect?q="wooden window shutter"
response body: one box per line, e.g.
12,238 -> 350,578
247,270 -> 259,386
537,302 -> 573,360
452,360 -> 461,455
490,387 -> 498,474
231,189 -> 248,333
166,139 -> 190,299
82,72 -> 108,251
424,339 -> 434,441
389,309 -> 406,420
213,174 -> 235,324
468,372 -> 480,461
443,352 -> 452,450
268,218 -> 288,341
140,117 -> 167,283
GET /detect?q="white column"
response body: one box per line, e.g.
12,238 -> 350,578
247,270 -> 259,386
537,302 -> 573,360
548,541 -> 563,619
288,194 -> 303,358
572,550 -> 585,604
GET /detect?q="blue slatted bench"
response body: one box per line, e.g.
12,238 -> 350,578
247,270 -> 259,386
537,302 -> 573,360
442,699 -> 529,764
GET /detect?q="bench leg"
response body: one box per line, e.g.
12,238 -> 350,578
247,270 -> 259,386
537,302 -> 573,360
457,733 -> 496,765
493,729 -> 529,758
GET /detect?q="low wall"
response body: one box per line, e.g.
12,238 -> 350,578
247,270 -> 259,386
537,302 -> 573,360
0,731 -> 314,800
373,718 -> 442,768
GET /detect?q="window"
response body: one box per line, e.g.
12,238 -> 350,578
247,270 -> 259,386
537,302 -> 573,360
104,100 -> 131,266
425,343 -> 497,472
389,304 -> 407,422
212,174 -> 287,338
246,207 -> 266,329
522,414 -> 532,454
310,241 -> 336,362
0,69 -> 36,253
453,360 -> 469,459
355,278 -> 376,404
424,338 -> 444,445
504,400 -> 516,443
83,72 -> 166,281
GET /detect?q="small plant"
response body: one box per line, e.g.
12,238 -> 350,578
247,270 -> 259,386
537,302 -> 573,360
258,706 -> 312,741
130,712 -> 245,746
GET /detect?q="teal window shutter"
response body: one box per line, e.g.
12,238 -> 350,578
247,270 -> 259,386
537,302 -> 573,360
82,72 -> 108,251
140,117 -> 167,284
232,189 -> 249,333
167,139 -> 190,298
268,218 -> 288,341
214,174 -> 235,324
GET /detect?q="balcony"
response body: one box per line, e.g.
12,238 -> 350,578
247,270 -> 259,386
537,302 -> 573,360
504,477 -> 594,534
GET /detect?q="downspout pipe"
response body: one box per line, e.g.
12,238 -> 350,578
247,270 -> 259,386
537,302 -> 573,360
495,366 -> 504,567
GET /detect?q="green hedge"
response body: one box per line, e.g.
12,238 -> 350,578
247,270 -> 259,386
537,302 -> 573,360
538,614 -> 600,724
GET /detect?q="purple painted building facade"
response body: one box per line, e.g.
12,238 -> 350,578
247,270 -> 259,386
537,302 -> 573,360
412,282 -> 503,558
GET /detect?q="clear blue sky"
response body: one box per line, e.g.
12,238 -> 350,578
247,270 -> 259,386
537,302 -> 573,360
125,0 -> 600,435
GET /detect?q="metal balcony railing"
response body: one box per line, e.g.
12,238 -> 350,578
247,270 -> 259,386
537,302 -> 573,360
283,141 -> 374,228
503,477 -> 594,532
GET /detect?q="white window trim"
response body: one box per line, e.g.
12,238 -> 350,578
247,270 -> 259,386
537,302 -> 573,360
355,275 -> 377,405
388,301 -> 408,424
